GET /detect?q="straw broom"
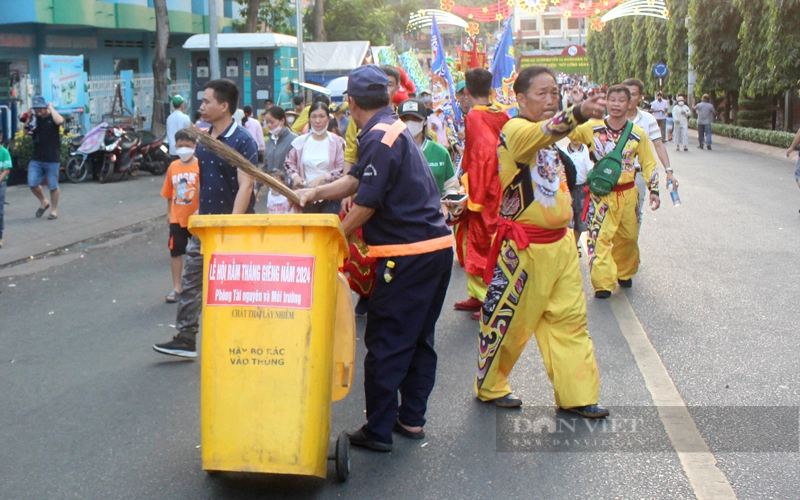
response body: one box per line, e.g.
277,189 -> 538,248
182,126 -> 302,205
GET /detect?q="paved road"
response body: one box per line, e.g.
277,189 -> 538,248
1,139 -> 798,499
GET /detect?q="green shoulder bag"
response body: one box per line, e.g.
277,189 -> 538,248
586,120 -> 633,196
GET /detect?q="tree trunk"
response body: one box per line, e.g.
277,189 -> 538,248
313,0 -> 326,41
245,0 -> 261,33
151,0 -> 170,137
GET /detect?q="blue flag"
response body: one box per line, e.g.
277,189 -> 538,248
430,16 -> 462,128
489,19 -> 518,115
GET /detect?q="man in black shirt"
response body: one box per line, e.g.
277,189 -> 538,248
26,96 -> 64,220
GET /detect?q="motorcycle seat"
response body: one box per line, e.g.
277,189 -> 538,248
120,138 -> 138,150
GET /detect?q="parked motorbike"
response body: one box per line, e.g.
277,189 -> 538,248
65,123 -> 141,183
97,127 -> 140,183
65,122 -> 112,183
134,131 -> 169,176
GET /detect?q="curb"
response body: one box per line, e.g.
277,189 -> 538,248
688,129 -> 796,164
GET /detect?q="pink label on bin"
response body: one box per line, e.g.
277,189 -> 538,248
206,253 -> 315,309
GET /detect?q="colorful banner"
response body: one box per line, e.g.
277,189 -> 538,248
430,16 -> 462,128
489,19 -> 518,113
377,46 -> 400,68
519,55 -> 589,74
39,55 -> 86,114
399,49 -> 430,93
206,253 -> 316,309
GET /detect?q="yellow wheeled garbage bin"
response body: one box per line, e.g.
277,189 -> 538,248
189,214 -> 356,482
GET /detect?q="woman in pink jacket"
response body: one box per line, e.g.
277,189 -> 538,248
285,101 -> 345,214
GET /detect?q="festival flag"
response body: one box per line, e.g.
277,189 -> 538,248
490,19 -> 518,114
430,15 -> 463,128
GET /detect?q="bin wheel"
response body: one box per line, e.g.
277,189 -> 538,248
335,431 -> 350,482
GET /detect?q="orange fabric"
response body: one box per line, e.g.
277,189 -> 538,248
372,120 -> 407,147
460,106 -> 509,276
483,218 -> 568,284
367,235 -> 453,258
161,159 -> 199,227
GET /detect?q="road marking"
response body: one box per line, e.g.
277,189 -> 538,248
609,292 -> 737,500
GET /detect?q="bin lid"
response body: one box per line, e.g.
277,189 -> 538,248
189,214 -> 347,256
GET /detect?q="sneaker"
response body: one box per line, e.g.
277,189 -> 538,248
618,278 -> 632,288
562,404 -> 609,419
707,145 -> 712,150
684,147 -> 688,151
594,290 -> 611,299
153,336 -> 197,358
454,297 -> 482,311
697,145 -> 704,149
354,296 -> 369,316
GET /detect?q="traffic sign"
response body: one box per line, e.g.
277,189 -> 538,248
653,63 -> 669,78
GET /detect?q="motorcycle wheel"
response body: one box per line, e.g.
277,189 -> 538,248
65,157 -> 89,183
150,149 -> 170,176
99,158 -> 113,184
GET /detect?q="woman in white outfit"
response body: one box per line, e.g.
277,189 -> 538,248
285,101 -> 345,214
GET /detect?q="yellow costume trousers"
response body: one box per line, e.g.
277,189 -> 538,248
585,187 -> 640,292
475,233 -> 600,408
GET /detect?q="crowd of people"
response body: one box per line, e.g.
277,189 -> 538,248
149,59 -> 701,453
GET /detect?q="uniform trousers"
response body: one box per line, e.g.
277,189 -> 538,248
363,248 -> 453,444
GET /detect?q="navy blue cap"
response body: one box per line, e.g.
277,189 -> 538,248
32,95 -> 48,108
346,65 -> 389,98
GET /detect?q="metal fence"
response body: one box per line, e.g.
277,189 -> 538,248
86,74 -> 190,130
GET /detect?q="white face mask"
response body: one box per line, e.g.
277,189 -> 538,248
311,125 -> 327,137
176,147 -> 195,163
286,116 -> 295,125
269,125 -> 282,138
405,120 -> 424,137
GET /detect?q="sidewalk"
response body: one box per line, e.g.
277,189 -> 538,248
0,173 -> 167,266
688,129 -> 796,164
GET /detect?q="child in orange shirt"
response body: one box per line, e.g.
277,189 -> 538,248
161,129 -> 200,303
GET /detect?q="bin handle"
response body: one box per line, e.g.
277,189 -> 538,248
342,362 -> 351,388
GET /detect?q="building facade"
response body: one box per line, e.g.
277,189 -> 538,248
0,0 -> 238,81
512,4 -> 589,52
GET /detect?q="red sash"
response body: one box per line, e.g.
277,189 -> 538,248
483,218 -> 568,284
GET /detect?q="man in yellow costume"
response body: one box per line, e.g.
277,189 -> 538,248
474,65 -> 609,419
569,85 -> 660,298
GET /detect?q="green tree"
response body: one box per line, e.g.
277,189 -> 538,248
688,0 -> 741,95
595,23 -> 617,86
629,16 -> 649,90
735,0 -> 772,97
309,0 -> 419,45
232,0 -> 294,35
645,17 -> 668,95
612,17 -> 634,84
766,0 -> 800,94
666,0 -> 689,96
587,29 -> 601,83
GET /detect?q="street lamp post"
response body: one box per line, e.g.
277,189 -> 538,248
296,0 -> 305,83
209,0 -> 220,79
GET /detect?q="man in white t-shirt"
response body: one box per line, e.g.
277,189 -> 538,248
622,79 -> 678,227
166,95 -> 192,160
650,92 -> 669,142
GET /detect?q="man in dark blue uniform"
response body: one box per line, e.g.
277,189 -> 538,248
297,65 -> 453,452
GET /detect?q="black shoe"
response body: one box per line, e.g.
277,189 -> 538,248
153,336 -> 197,358
485,392 -> 523,408
594,290 -> 611,299
348,426 -> 392,452
561,404 -> 610,419
618,278 -> 632,288
393,420 -> 425,440
707,145 -> 712,150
